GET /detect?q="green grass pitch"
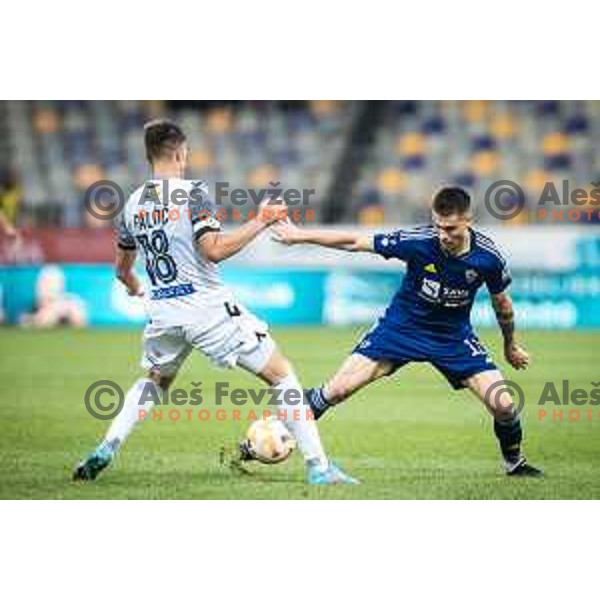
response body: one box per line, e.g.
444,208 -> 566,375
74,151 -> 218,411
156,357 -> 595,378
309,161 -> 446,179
1,326 -> 599,499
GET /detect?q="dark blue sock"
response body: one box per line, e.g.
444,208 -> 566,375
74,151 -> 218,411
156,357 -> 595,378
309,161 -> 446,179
306,387 -> 332,420
494,413 -> 522,466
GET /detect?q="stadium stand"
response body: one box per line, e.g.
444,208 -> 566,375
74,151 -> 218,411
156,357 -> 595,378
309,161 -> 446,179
1,100 -> 599,229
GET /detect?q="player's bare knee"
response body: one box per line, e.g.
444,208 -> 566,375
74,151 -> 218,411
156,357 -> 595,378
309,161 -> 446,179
491,393 -> 516,419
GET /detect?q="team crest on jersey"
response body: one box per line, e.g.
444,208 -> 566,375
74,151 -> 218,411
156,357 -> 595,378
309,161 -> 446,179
465,269 -> 479,284
421,278 -> 441,299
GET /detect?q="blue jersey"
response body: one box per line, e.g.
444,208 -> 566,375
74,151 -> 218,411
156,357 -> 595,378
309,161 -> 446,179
372,225 -> 511,338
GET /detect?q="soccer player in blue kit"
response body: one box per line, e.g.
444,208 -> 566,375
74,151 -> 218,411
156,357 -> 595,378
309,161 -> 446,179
272,187 -> 542,477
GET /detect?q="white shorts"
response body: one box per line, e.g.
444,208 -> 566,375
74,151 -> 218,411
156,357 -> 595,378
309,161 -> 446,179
141,302 -> 276,378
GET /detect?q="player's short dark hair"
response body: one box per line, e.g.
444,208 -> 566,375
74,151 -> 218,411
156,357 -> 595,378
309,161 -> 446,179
432,186 -> 471,216
143,119 -> 187,163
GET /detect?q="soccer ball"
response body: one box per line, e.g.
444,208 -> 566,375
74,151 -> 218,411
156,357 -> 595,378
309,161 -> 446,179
242,417 -> 296,464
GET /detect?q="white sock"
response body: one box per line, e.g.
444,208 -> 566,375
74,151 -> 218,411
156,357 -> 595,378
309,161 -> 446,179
100,378 -> 159,452
274,373 -> 328,470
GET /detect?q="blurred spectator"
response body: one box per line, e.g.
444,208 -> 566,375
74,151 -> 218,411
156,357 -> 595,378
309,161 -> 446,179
20,265 -> 87,328
0,168 -> 21,240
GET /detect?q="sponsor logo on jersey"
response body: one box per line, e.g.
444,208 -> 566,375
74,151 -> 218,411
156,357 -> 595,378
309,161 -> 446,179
151,283 -> 196,300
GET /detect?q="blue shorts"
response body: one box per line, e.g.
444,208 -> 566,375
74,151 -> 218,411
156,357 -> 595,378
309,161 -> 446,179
353,319 -> 497,389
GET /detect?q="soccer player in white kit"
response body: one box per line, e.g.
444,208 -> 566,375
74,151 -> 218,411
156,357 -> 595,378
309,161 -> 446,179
73,119 -> 356,485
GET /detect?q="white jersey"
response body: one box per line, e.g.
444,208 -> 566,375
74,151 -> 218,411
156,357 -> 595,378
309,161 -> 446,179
116,179 -> 232,326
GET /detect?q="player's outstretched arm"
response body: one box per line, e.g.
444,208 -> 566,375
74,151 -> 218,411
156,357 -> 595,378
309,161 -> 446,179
272,221 -> 373,253
115,246 -> 143,296
491,291 -> 530,370
198,219 -> 267,263
196,199 -> 279,263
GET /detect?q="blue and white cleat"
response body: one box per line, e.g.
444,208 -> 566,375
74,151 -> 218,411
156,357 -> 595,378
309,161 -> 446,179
72,446 -> 113,482
307,462 -> 360,485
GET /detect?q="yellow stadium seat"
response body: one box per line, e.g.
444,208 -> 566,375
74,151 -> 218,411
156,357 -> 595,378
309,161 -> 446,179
358,205 -> 385,225
207,107 -> 233,134
145,100 -> 166,118
490,113 -> 516,139
463,100 -> 491,123
471,151 -> 499,176
33,109 -> 60,134
376,168 -> 407,194
310,100 -> 340,117
189,149 -> 214,169
73,164 -> 105,190
248,164 -> 278,189
542,132 -> 569,155
396,132 -> 427,157
524,169 -> 552,193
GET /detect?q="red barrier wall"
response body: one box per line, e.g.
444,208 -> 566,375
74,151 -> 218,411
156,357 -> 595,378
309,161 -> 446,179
0,229 -> 114,264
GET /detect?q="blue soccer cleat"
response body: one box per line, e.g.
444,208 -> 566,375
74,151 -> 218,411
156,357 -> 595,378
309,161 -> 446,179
307,462 -> 360,485
72,446 -> 114,482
